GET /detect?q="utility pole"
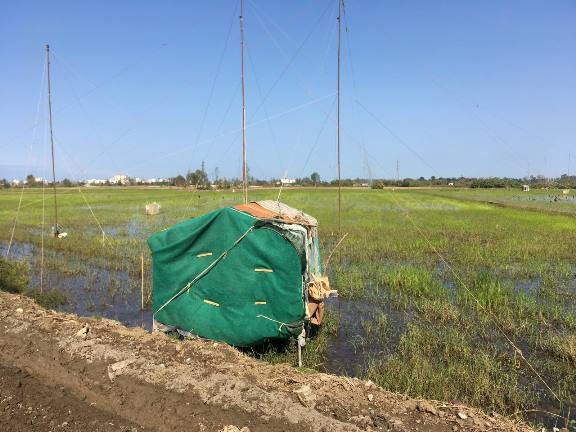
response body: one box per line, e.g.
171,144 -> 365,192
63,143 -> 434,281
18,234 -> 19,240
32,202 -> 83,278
240,0 -> 248,204
46,44 -> 59,237
336,0 -> 342,231
396,160 -> 400,183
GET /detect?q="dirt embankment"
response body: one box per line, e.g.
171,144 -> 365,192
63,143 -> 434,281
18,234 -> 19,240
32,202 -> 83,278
0,291 -> 531,432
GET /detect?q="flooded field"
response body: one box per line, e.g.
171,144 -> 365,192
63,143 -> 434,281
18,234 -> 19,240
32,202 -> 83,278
1,186 -> 575,430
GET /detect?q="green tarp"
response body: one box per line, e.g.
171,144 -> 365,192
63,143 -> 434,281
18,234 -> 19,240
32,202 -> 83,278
147,207 -> 305,347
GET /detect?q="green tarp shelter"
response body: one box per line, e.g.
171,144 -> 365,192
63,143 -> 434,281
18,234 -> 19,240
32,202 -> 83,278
147,201 -> 323,347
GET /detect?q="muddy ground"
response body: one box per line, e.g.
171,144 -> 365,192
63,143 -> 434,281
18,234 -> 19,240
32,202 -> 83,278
0,291 -> 532,432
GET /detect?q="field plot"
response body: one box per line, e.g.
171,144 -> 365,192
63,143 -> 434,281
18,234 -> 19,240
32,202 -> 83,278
1,187 -> 575,428
426,187 -> 576,215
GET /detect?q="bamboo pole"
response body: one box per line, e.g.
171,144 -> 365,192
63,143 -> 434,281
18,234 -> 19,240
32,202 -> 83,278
336,0 -> 342,232
240,0 -> 248,204
46,44 -> 59,237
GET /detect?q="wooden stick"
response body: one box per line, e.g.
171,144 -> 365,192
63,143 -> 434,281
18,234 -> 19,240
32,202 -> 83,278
298,340 -> 302,368
141,253 -> 144,310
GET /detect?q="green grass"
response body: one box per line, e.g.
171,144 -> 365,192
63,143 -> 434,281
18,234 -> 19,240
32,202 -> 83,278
1,186 -> 575,425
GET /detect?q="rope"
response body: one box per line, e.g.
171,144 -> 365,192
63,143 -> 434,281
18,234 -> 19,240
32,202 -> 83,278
6,65 -> 46,257
0,43 -> 169,153
246,46 -> 282,167
256,314 -> 287,331
77,186 -> 110,245
243,0 -> 334,123
40,112 -> 49,293
40,176 -> 46,292
353,98 -> 564,405
155,226 -> 255,314
356,100 -> 443,178
6,185 -> 26,258
324,232 -> 348,271
120,93 -> 334,175
249,0 -> 338,174
387,191 -> 563,405
51,138 -> 112,246
189,1 -> 238,158
299,97 -> 337,177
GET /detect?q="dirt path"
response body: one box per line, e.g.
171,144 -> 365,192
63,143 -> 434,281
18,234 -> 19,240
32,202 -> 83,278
0,291 -> 531,432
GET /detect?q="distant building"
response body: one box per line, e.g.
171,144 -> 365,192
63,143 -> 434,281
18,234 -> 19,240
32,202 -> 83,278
109,174 -> 129,185
448,182 -> 454,186
85,178 -> 107,185
522,185 -> 530,192
280,178 -> 296,185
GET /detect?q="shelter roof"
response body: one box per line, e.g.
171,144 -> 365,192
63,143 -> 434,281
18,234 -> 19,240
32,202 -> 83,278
234,200 -> 317,227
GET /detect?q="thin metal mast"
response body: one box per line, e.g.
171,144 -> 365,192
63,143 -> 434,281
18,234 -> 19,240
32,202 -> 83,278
240,0 -> 248,204
46,44 -> 59,237
336,0 -> 342,231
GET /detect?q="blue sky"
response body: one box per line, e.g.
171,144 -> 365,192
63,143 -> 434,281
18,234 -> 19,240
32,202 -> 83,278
1,1 -> 574,181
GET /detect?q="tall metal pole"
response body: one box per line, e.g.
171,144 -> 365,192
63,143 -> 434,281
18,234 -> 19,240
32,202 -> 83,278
240,0 -> 248,204
336,0 -> 342,231
46,44 -> 59,237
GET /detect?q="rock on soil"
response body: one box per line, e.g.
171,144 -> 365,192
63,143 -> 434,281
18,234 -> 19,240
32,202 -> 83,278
0,291 -> 532,432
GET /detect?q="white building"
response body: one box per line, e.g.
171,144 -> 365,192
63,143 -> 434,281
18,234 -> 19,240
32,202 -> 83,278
142,178 -> 169,184
85,178 -> 107,185
280,178 -> 296,185
109,174 -> 129,185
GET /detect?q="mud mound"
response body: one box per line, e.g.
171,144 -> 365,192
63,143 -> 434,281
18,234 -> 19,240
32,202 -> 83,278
0,291 -> 531,432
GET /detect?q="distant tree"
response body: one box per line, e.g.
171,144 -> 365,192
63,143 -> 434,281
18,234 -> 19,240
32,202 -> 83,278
310,172 -> 320,186
198,169 -> 209,188
186,169 -> 209,188
62,178 -> 72,187
185,170 -> 194,185
1,179 -> 9,188
220,178 -> 231,189
174,175 -> 186,187
26,174 -> 36,187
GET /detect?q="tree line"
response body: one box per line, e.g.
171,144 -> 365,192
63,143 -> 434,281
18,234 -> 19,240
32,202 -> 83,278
3,171 -> 575,190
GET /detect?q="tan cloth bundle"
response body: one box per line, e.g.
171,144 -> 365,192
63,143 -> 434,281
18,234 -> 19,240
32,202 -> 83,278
308,275 -> 331,301
307,275 -> 332,325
